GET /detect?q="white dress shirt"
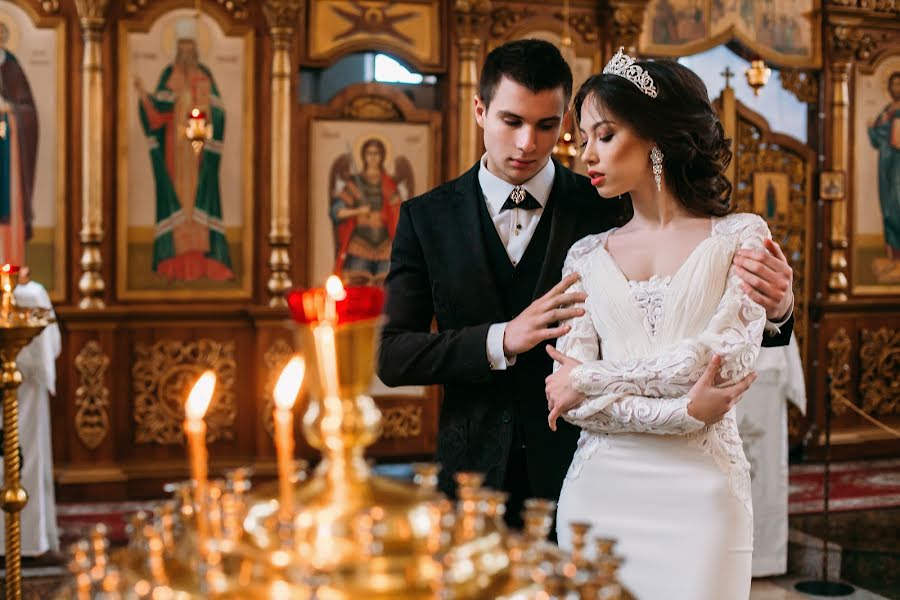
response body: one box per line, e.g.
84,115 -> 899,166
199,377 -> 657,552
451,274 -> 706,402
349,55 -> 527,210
478,155 -> 556,370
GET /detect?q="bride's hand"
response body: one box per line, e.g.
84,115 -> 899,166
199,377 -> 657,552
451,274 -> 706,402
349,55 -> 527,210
544,345 -> 586,431
686,355 -> 758,425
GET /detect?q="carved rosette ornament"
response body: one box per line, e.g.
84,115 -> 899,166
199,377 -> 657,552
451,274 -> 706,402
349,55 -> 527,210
261,339 -> 295,439
489,7 -> 531,38
827,328 -> 852,415
74,341 -> 110,450
607,0 -> 650,55
859,328 -> 900,417
132,339 -> 238,445
342,96 -> 403,120
381,404 -> 423,439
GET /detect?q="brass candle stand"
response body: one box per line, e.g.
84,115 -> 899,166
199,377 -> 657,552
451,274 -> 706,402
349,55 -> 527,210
0,266 -> 53,600
54,285 -> 630,599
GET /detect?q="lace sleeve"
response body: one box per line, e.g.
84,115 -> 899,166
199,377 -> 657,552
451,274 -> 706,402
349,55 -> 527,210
563,215 -> 770,433
553,238 -> 705,436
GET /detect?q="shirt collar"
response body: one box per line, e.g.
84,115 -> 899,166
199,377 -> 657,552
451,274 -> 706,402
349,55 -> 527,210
477,154 -> 555,214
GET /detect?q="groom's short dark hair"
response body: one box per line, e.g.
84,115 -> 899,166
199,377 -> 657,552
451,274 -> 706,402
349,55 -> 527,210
478,39 -> 573,108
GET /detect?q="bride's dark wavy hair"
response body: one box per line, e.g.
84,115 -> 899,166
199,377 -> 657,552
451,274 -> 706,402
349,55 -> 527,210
573,59 -> 734,216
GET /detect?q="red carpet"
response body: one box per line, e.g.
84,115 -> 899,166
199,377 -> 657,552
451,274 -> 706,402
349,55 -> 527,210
789,458 -> 900,515
57,500 -> 159,546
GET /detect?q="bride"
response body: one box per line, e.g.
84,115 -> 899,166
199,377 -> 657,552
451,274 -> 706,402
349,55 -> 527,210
545,50 -> 779,600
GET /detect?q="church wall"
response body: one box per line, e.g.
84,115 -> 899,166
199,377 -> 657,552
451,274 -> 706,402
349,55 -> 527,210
0,0 -> 896,501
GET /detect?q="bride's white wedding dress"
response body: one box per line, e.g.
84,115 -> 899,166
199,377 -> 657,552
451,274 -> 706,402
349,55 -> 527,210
554,212 -> 770,600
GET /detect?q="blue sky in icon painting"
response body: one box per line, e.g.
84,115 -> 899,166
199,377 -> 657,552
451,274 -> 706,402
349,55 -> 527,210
679,45 -> 808,144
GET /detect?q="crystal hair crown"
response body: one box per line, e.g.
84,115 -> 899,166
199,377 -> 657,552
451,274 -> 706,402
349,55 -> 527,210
602,47 -> 658,98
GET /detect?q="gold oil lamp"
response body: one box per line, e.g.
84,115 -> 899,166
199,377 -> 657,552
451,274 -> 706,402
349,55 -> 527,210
185,107 -> 213,154
0,264 -> 53,600
745,59 -> 772,96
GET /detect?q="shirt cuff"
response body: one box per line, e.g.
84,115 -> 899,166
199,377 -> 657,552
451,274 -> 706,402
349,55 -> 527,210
765,298 -> 794,335
487,322 -> 516,370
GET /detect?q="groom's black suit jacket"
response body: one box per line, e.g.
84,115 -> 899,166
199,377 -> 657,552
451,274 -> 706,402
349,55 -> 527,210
377,159 -> 794,503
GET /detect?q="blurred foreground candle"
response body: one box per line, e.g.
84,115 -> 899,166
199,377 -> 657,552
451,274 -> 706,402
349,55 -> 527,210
0,264 -> 19,317
273,356 -> 305,520
184,370 -> 216,544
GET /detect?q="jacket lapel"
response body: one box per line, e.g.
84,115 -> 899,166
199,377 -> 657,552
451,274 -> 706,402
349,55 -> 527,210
450,162 -> 506,321
534,160 -> 580,299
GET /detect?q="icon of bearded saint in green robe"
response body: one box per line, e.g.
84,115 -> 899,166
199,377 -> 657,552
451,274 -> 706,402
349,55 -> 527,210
136,19 -> 233,282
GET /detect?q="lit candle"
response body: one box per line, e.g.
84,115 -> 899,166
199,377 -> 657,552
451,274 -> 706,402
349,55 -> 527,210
184,370 -> 216,546
273,356 -> 305,520
315,276 -> 345,399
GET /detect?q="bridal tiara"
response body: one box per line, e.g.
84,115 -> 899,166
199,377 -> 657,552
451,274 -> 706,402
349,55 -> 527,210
602,47 -> 658,98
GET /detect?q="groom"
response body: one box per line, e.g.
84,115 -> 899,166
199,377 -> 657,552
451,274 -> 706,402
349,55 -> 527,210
377,39 -> 795,527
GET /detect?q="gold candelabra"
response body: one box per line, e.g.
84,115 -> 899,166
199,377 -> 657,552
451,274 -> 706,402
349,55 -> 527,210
0,264 -> 53,600
52,278 -> 630,599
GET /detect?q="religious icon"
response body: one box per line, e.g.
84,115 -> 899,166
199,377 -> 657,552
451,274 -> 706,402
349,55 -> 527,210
327,136 -> 414,286
752,172 -> 789,220
867,71 -> 900,284
0,18 -> 37,268
135,17 -> 232,282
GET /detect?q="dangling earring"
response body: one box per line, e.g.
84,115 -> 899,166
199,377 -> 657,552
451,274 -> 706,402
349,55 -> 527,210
650,146 -> 664,192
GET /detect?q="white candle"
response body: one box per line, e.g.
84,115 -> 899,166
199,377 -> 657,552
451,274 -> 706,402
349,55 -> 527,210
273,356 -> 305,520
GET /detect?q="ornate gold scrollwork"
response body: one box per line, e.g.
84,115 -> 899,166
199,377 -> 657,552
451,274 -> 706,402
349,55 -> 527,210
125,0 -> 250,19
133,339 -> 237,445
489,7 -> 532,38
74,341 -> 110,450
859,328 -> 900,417
342,96 -> 403,121
827,328 -> 852,415
381,404 -> 423,439
608,0 -> 650,55
780,70 -> 819,104
732,119 -> 810,352
261,339 -> 295,439
40,1 -> 60,13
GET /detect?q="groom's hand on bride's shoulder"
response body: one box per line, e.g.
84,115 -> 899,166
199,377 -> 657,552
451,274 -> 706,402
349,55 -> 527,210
503,273 -> 587,357
733,238 -> 794,321
686,355 -> 758,425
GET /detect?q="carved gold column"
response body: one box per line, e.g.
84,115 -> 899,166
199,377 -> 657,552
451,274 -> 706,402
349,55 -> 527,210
826,22 -> 858,302
263,0 -> 303,307
454,0 -> 491,176
607,0 -> 650,55
74,0 -> 110,309
719,69 -> 737,186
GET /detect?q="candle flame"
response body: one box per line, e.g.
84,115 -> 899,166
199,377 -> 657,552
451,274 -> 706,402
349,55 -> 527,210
1,264 -> 9,273
274,356 -> 305,411
186,370 -> 216,421
325,275 -> 346,301
191,108 -> 201,118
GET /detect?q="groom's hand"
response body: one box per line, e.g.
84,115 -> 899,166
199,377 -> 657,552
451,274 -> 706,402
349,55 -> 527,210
686,355 -> 758,425
733,238 -> 794,321
503,273 -> 587,357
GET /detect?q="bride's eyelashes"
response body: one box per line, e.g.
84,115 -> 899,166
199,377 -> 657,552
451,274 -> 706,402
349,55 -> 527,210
578,133 -> 615,149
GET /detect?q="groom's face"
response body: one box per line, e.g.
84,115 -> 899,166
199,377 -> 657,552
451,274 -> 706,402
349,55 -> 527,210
474,76 -> 566,186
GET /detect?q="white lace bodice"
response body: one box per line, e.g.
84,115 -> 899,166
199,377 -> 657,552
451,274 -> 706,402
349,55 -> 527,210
554,213 -> 769,521
628,275 -> 671,338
